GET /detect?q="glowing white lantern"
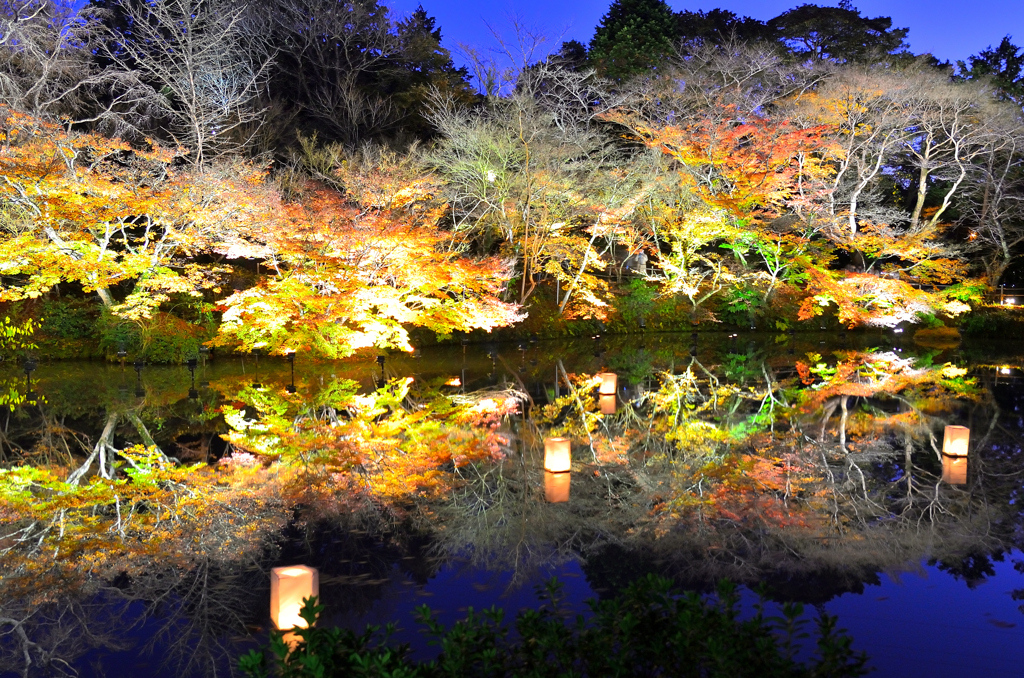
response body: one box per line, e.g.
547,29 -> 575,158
942,425 -> 970,457
544,470 -> 570,503
544,438 -> 571,473
600,394 -> 617,415
598,372 -> 617,396
271,565 -> 319,630
942,455 -> 967,485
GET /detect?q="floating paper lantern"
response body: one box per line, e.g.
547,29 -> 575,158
942,455 -> 967,485
598,372 -> 617,396
271,565 -> 319,630
600,394 -> 617,415
544,437 -> 571,473
545,470 -> 570,503
942,425 -> 970,457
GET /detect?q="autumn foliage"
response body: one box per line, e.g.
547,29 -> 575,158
0,107 -> 522,359
215,181 -> 523,358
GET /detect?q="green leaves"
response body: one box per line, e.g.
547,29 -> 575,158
240,576 -> 868,678
0,316 -> 38,360
589,0 -> 677,80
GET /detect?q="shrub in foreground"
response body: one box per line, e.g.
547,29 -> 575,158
239,575 -> 868,678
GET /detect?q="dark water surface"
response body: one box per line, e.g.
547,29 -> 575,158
2,331 -> 1024,677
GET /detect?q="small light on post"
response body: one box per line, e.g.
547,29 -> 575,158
270,565 -> 319,631
544,471 -> 570,503
286,350 -> 297,393
543,437 -> 571,473
22,358 -> 37,402
942,425 -> 970,457
942,455 -> 967,485
133,360 -> 145,397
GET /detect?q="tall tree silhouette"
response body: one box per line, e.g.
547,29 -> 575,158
589,0 -> 677,81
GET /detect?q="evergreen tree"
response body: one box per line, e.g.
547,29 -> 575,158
589,0 -> 677,81
383,6 -> 477,140
256,0 -> 473,149
767,1 -> 909,63
552,39 -> 590,72
958,36 -> 1024,105
676,9 -> 771,47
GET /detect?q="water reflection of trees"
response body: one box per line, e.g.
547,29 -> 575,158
429,348 -> 1023,601
0,559 -> 270,677
0,363 -> 287,677
3,341 -> 1024,676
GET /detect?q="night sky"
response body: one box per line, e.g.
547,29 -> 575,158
391,0 -> 1024,67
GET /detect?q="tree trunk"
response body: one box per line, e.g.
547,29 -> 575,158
44,225 -> 114,307
838,395 -> 849,453
67,412 -> 119,484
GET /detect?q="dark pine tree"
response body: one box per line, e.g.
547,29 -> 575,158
675,9 -> 771,48
766,1 -> 910,63
589,0 -> 677,81
958,36 -> 1024,106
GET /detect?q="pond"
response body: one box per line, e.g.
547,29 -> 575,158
2,331 -> 1023,678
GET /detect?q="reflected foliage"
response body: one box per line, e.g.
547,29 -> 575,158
1,334 -> 1023,675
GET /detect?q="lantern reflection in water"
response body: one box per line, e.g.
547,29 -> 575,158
598,372 -> 617,396
271,565 -> 319,630
544,471 -> 570,502
600,393 -> 617,415
942,425 -> 970,457
942,455 -> 967,485
544,438 -> 571,473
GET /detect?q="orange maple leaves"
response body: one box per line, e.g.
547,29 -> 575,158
0,106 -> 273,318
606,106 -> 837,219
215,181 -> 524,357
0,107 -> 523,355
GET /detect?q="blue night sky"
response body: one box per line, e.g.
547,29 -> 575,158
391,0 -> 1024,66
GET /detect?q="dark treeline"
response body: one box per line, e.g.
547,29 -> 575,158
10,0 -> 1019,153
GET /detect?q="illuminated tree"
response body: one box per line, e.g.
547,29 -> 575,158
0,107 -> 272,316
214,158 -> 524,357
428,61 -> 646,314
95,0 -> 271,164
